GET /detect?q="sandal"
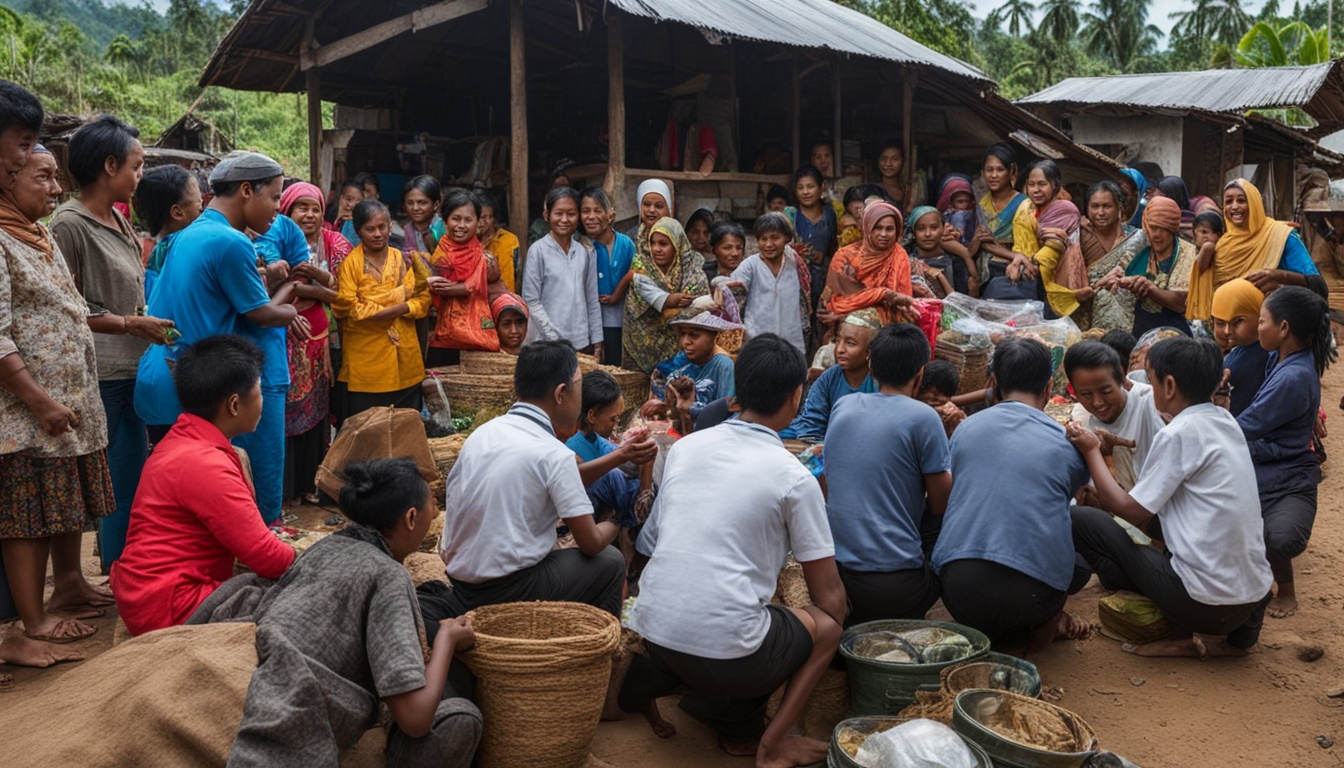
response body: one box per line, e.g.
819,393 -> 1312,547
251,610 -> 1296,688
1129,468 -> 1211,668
25,618 -> 98,645
49,604 -> 106,620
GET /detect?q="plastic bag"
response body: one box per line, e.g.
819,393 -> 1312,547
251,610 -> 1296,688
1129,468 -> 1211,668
854,719 -> 978,768
939,292 -> 1044,332
1000,316 -> 1082,396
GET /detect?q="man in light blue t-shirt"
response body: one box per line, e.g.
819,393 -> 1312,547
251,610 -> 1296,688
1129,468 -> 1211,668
930,337 -> 1092,654
823,323 -> 950,626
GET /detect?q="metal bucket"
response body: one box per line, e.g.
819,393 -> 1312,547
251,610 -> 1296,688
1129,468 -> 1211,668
839,619 -> 990,716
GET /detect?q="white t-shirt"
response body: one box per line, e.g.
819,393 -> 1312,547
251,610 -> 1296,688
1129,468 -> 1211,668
438,403 -> 594,583
1071,380 -> 1163,490
1129,403 -> 1273,606
631,420 -> 835,659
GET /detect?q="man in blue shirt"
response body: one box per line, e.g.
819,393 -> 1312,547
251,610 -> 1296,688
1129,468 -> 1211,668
823,323 -> 949,626
135,151 -> 300,524
931,337 -> 1092,653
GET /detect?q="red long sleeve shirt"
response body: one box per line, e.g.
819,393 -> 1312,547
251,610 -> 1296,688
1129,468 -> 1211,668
111,413 -> 295,636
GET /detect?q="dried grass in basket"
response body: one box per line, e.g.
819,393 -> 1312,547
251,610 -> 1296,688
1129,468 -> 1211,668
459,601 -> 621,768
459,351 -> 605,376
934,338 -> 989,395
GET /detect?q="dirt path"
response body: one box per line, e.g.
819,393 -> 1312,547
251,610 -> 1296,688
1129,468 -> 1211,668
6,369 -> 1344,766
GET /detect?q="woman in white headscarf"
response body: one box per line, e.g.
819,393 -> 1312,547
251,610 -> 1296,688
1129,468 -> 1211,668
628,179 -> 674,258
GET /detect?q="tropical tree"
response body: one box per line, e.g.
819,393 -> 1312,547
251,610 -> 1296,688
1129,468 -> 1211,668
1082,0 -> 1162,71
1170,0 -> 1253,46
1235,20 -> 1330,67
105,33 -> 141,73
992,0 -> 1037,37
1039,0 -> 1080,46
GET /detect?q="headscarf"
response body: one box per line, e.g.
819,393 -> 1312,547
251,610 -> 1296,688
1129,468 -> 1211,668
635,179 -> 674,256
0,145 -> 54,253
827,200 -> 912,322
860,201 -> 904,260
935,174 -> 974,213
279,181 -> 323,216
633,216 -> 702,318
1142,196 -> 1182,237
906,205 -> 941,248
1211,277 -> 1264,321
1121,168 -> 1148,228
1187,178 -> 1291,322
1190,195 -> 1220,216
491,291 -> 529,323
843,307 -> 883,331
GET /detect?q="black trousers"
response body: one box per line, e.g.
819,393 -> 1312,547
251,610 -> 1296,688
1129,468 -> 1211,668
345,383 -> 424,422
617,604 -> 812,740
425,346 -> 462,369
838,563 -> 940,628
1262,488 -> 1316,584
939,551 -> 1091,650
601,327 -> 623,367
1072,505 -> 1270,649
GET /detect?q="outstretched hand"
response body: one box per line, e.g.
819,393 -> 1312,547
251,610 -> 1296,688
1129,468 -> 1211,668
438,615 -> 475,651
1095,428 -> 1136,457
1065,421 -> 1101,454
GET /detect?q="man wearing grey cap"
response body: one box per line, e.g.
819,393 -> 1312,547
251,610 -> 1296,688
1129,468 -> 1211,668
135,151 -> 302,525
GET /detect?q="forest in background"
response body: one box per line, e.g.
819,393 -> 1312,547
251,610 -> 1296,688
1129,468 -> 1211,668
2,0 -> 1343,174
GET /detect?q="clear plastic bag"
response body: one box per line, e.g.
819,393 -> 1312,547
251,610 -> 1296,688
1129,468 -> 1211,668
854,719 -> 978,768
939,292 -> 1044,332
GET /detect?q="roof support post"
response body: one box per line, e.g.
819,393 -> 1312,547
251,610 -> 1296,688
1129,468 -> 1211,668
791,57 -> 801,167
304,15 -> 322,188
902,72 -> 916,190
832,59 -> 842,180
510,0 -> 529,263
606,12 -> 626,210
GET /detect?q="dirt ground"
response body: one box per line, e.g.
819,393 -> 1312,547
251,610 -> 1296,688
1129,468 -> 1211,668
7,370 -> 1344,767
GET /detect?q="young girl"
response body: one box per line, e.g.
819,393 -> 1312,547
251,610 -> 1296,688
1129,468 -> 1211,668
719,212 -> 811,355
786,165 -> 837,309
136,165 -> 203,302
423,189 -> 500,368
401,175 -> 443,256
907,206 -> 960,299
478,193 -> 519,292
333,199 -> 431,418
970,143 -> 1028,287
334,179 -> 365,245
1212,278 -> 1267,414
686,208 -> 714,261
780,308 -> 879,441
936,173 -> 977,292
197,457 -> 482,766
521,186 -> 604,358
1237,286 -> 1334,619
581,186 -> 635,366
623,216 -> 708,372
491,293 -> 530,355
876,144 -> 908,210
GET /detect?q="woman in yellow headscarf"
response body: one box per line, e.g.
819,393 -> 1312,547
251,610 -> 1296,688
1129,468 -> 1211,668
623,216 -> 708,372
1186,178 -> 1323,323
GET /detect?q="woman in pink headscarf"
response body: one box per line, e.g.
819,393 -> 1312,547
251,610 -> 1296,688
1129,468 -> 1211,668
826,200 -> 917,325
278,181 -> 348,505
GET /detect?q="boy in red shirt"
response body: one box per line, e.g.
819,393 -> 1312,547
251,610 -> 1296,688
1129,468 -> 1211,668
112,335 -> 295,636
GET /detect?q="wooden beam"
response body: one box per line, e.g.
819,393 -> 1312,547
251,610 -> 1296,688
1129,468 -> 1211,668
791,57 -> 801,168
832,59 -> 842,179
902,72 -> 916,189
300,0 -> 488,71
509,0 -> 529,262
304,16 -> 322,188
605,13 -> 626,206
235,47 -> 298,66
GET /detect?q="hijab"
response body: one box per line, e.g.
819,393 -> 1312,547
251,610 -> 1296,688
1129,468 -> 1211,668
906,205 -> 941,250
1142,196 -> 1181,238
1211,277 -> 1264,322
935,174 -> 974,213
0,145 -> 54,254
279,181 -> 324,216
1121,168 -> 1148,227
635,179 -> 674,256
860,201 -> 904,261
642,216 -> 691,288
1187,179 -> 1291,322
491,291 -> 529,323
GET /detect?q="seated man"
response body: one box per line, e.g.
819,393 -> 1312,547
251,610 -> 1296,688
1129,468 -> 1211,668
620,334 -> 846,768
779,309 -> 880,441
432,340 -> 625,619
1067,337 -> 1273,658
931,337 -> 1091,654
824,323 -> 949,626
112,335 -> 295,636
1065,340 -> 1164,492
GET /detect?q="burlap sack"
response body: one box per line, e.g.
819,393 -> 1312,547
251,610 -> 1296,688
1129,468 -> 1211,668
316,406 -> 439,501
0,623 -> 257,767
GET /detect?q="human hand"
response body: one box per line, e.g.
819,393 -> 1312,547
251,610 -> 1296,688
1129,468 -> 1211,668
599,293 -> 615,305
1074,286 -> 1096,302
34,398 -> 78,436
592,343 -> 604,364
1246,269 -> 1290,294
438,615 -> 475,651
1095,428 -> 1136,457
1076,484 -> 1102,508
289,313 -> 313,342
640,398 -> 667,421
619,436 -> 658,466
125,315 -> 177,345
1213,369 -> 1233,410
1041,227 -> 1070,242
669,375 -> 695,403
1065,421 -> 1101,453
263,259 -> 290,286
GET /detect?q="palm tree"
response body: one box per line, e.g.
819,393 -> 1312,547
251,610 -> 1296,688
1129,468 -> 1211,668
993,0 -> 1037,37
1236,20 -> 1330,67
105,33 -> 142,73
1082,0 -> 1161,71
1039,0 -> 1080,45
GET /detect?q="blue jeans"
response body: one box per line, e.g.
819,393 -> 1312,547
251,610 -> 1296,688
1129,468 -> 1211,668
233,384 -> 287,525
99,379 -> 148,569
588,469 -> 640,528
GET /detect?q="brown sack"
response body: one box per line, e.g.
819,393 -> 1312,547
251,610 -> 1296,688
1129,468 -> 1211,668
316,406 -> 439,500
0,623 -> 258,767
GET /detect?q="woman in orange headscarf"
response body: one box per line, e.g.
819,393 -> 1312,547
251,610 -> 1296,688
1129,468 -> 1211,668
1113,196 -> 1197,337
1186,178 -> 1324,324
825,200 -> 916,324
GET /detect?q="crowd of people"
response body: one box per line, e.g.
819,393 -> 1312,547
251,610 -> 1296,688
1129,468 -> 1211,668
0,76 -> 1335,767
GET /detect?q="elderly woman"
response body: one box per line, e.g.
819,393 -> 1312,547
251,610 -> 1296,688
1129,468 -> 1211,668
826,200 -> 916,324
623,216 -> 708,373
1076,180 -> 1147,332
1098,196 -> 1196,337
1008,159 -> 1082,317
0,147 -> 115,660
1185,178 -> 1325,325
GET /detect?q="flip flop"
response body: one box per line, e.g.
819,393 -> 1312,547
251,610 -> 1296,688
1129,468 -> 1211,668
25,619 -> 98,645
49,604 -> 106,620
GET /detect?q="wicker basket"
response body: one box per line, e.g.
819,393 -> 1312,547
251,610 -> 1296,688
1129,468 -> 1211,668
458,351 -> 604,376
426,362 -> 648,425
934,338 -> 989,395
428,434 -> 468,478
460,601 -> 621,768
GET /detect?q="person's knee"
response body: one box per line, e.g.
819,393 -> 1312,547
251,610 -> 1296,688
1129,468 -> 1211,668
595,544 -> 626,576
810,609 -> 842,652
1263,519 -> 1310,558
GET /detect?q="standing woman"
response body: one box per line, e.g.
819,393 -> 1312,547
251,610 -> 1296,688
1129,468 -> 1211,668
1,146 -> 115,651
1119,169 -> 1147,229
1010,160 -> 1084,319
1077,180 -> 1147,332
401,175 -> 443,255
969,143 -> 1029,285
50,116 -> 172,572
478,193 -> 519,292
827,200 -> 916,324
520,187 -> 604,359
623,216 -> 709,373
580,186 -> 634,367
876,144 -> 909,211
630,179 -> 673,257
1151,176 -> 1194,241
786,165 -> 838,311
1185,178 -> 1325,326
1116,196 -> 1196,337
333,200 -> 431,418
424,189 -> 500,367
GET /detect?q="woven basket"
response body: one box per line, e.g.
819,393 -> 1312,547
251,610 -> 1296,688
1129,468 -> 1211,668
427,363 -> 648,425
428,434 -> 468,478
459,351 -> 605,376
460,601 -> 621,768
767,666 -> 851,740
934,339 -> 989,395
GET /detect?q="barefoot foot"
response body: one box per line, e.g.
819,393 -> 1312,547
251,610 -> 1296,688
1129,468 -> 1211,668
0,631 -> 85,667
48,579 -> 115,612
1268,592 -> 1297,619
1054,610 -> 1092,641
1122,636 -> 1205,658
756,734 -> 827,768
719,735 -> 759,757
642,702 -> 676,738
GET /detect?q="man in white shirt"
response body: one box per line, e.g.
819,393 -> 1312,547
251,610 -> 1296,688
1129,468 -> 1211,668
1067,337 -> 1273,659
1065,340 -> 1165,490
619,334 -> 846,768
426,340 -> 624,627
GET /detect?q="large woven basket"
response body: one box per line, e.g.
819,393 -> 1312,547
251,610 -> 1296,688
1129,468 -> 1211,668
459,601 -> 621,768
934,338 -> 989,395
459,351 -> 605,375
426,363 -> 649,425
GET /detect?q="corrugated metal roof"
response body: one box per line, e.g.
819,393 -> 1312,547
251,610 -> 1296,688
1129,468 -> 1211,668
609,0 -> 986,82
1019,62 -> 1344,135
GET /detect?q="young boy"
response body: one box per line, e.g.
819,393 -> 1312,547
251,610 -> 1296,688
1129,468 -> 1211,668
621,334 -> 845,768
112,335 -> 296,636
931,337 -> 1092,653
644,311 -> 739,433
717,212 -> 810,355
824,324 -> 949,625
1064,340 -> 1164,491
780,309 -> 880,441
918,359 -> 967,437
1067,337 -> 1273,658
